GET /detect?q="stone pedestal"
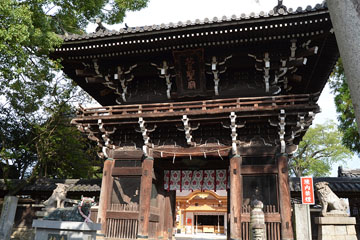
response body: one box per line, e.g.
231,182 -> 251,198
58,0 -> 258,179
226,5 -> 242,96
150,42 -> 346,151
32,220 -> 101,240
315,217 -> 358,240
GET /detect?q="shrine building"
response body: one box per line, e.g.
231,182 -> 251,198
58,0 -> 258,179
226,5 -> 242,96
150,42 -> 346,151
175,190 -> 228,235
51,1 -> 339,240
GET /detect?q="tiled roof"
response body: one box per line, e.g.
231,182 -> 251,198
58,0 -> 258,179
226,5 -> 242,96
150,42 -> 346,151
0,179 -> 101,192
338,166 -> 360,178
290,177 -> 360,193
62,2 -> 327,42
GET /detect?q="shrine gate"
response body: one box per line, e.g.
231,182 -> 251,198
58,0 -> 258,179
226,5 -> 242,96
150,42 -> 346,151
51,2 -> 339,239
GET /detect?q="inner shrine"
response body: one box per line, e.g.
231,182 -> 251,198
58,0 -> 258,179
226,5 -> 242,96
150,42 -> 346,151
51,2 -> 339,239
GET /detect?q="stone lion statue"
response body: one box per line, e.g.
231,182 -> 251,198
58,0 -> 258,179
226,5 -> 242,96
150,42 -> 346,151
314,181 -> 348,216
43,183 -> 70,209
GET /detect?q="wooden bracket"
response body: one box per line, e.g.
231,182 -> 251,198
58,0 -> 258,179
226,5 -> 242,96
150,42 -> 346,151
205,55 -> 232,95
151,60 -> 175,99
137,117 -> 156,155
278,109 -> 286,153
179,115 -> 199,146
222,112 -> 245,154
97,119 -> 117,158
115,65 -> 137,103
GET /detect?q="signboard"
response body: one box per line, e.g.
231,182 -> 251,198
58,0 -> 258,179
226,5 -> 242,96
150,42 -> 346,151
300,176 -> 315,204
173,49 -> 206,97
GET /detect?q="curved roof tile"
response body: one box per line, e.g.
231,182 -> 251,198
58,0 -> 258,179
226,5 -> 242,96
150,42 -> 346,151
62,2 -> 328,42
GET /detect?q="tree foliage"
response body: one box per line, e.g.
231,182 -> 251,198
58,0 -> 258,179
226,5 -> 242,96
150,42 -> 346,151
289,121 -> 354,177
329,59 -> 360,155
0,0 -> 149,194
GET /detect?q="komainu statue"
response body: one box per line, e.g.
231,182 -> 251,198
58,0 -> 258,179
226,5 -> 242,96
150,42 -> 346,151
43,183 -> 70,209
44,196 -> 95,222
315,181 -> 348,217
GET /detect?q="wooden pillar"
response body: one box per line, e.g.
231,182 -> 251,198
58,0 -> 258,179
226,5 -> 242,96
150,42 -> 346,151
163,193 -> 171,239
277,154 -> 294,240
157,171 -> 167,239
97,159 -> 114,234
229,155 -> 242,240
137,155 -> 154,239
163,190 -> 175,239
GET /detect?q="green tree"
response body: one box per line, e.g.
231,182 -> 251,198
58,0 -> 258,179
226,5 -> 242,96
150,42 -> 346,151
289,121 -> 354,177
329,59 -> 360,155
0,0 -> 149,194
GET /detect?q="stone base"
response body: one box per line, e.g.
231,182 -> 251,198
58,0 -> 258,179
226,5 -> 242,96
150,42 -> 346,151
32,220 -> 102,240
315,217 -> 358,240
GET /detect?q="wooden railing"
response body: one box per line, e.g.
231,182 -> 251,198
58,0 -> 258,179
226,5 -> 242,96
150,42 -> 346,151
105,219 -> 138,239
241,204 -> 281,240
75,93 -> 319,119
109,203 -> 139,212
105,203 -> 139,239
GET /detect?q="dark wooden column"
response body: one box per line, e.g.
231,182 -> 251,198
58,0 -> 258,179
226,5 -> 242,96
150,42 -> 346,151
97,159 -> 114,234
229,155 -> 242,240
137,155 -> 154,239
157,191 -> 166,238
277,154 -> 294,240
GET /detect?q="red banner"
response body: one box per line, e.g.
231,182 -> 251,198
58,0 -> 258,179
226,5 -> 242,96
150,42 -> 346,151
300,176 -> 315,204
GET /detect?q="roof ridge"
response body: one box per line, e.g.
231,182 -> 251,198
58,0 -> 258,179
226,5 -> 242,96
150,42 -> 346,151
62,2 -> 327,42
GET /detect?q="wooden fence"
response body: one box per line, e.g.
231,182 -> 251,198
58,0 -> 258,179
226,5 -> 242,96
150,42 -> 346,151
105,203 -> 139,239
241,204 -> 281,240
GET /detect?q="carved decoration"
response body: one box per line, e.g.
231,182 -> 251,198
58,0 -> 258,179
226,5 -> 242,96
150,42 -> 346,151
86,60 -> 138,104
151,61 -> 175,99
249,52 -> 271,92
249,39 -> 318,94
114,64 -> 137,103
205,55 -> 232,95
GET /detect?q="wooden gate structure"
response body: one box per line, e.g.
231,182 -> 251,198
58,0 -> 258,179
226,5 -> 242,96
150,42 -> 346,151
51,2 -> 339,239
